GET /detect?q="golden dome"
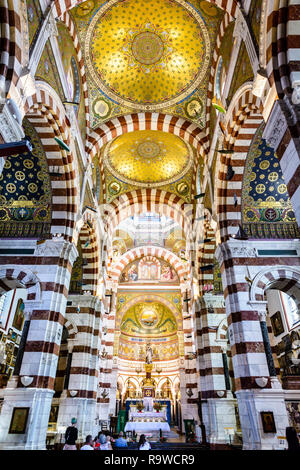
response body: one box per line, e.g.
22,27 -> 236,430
85,0 -> 210,110
103,130 -> 193,186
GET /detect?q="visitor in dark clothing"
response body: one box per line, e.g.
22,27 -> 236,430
286,426 -> 300,451
63,418 -> 78,450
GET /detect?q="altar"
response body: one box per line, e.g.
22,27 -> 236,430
124,421 -> 170,433
125,404 -> 171,436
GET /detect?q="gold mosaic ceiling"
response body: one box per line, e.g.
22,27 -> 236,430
104,130 -> 193,186
85,0 -> 211,110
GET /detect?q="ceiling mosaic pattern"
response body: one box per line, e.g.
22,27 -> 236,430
70,0 -> 223,128
103,130 -> 193,187
0,119 -> 52,238
85,0 -> 210,110
242,123 -> 299,238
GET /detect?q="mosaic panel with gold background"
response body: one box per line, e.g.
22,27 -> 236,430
226,41 -> 254,106
35,39 -> 65,101
56,22 -> 87,142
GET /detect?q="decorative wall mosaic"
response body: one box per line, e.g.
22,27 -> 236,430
120,302 -> 177,337
249,0 -> 262,47
0,119 -> 52,238
27,0 -> 43,49
242,123 -> 299,238
119,257 -> 179,284
35,40 -> 65,101
227,41 -> 254,106
56,22 -> 87,142
118,333 -> 179,361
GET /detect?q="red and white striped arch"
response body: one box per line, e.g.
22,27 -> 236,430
202,12 -> 232,155
104,189 -> 193,244
216,85 -> 263,242
24,84 -> 79,241
0,265 -> 41,301
109,246 -> 188,284
86,112 -> 205,200
0,0 -> 22,104
249,266 -> 300,307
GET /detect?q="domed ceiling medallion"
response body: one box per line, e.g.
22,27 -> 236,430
103,130 -> 193,187
85,0 -> 211,110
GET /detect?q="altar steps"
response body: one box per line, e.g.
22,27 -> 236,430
163,429 -> 180,439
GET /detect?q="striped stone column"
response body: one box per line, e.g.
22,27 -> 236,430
196,294 -> 238,447
215,240 -> 290,449
0,238 -> 78,449
97,288 -> 116,421
56,294 -> 101,441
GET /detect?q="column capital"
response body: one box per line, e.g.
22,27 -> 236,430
34,238 -> 78,266
248,300 -> 268,320
0,103 -> 25,142
215,240 -> 257,266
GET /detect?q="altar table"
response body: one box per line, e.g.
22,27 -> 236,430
124,422 -> 170,433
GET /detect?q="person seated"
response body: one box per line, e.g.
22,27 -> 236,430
93,436 -> 101,450
114,431 -> 128,448
80,435 -> 94,450
138,434 -> 151,450
100,435 -> 113,450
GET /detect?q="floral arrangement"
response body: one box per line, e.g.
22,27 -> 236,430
137,402 -> 144,412
153,402 -> 162,412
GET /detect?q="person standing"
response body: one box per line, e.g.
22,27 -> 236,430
80,435 -> 94,450
63,417 -> 78,450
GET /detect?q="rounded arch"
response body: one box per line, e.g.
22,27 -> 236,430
202,13 -> 232,154
53,0 -> 238,23
64,317 -> 78,339
249,266 -> 300,308
216,318 -> 228,341
103,189 -> 193,244
24,82 -> 79,241
216,85 -> 264,241
0,265 -> 41,301
0,0 -> 23,101
109,246 -> 188,285
87,112 -> 205,200
72,216 -> 100,295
